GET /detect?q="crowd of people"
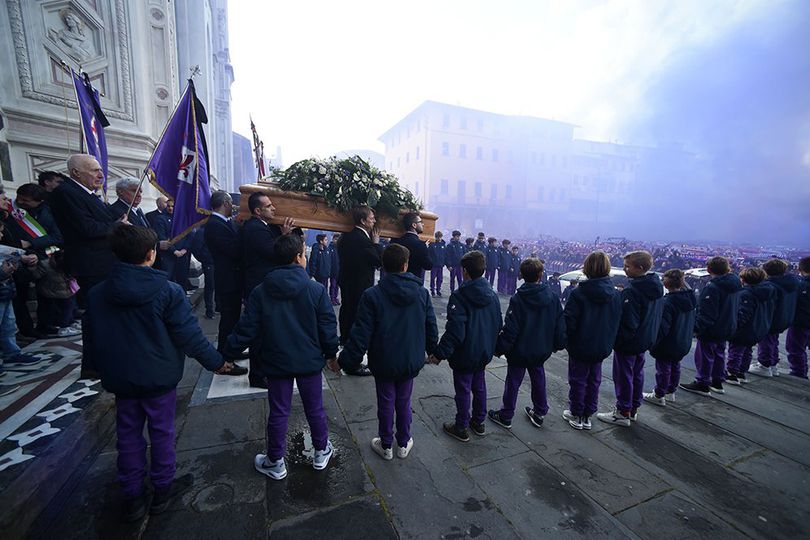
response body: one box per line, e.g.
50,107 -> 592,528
2,153 -> 808,524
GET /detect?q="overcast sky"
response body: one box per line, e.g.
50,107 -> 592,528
228,0 -> 769,163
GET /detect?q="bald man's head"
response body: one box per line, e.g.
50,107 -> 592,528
156,196 -> 168,211
66,154 -> 104,191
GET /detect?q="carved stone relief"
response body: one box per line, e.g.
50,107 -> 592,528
47,8 -> 96,62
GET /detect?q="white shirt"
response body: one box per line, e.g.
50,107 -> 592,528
71,178 -> 96,196
211,211 -> 230,221
355,226 -> 370,239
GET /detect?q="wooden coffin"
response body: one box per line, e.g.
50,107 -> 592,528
238,183 -> 438,242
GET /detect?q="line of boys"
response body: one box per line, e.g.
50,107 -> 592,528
89,222 -> 810,521
307,232 -> 341,306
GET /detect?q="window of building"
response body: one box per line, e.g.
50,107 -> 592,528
441,142 -> 449,156
441,178 -> 449,194
459,144 -> 467,158
458,180 -> 466,201
506,184 -> 513,199
460,116 -> 467,129
550,187 -> 556,201
416,146 -> 420,160
562,156 -> 568,169
492,149 -> 499,162
476,146 -> 483,160
442,114 -> 450,128
475,182 -> 482,196
491,184 -> 497,199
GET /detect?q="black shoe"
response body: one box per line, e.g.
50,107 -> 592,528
344,365 -> 372,377
469,420 -> 486,436
150,473 -> 193,515
443,422 -> 470,442
725,373 -> 740,386
122,492 -> 149,523
709,381 -> 725,394
223,364 -> 248,376
525,407 -> 544,428
204,311 -> 215,319
436,292 -> 442,297
679,381 -> 711,396
487,409 -> 512,429
249,376 -> 268,389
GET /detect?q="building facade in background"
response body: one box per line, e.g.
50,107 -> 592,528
0,0 -> 235,198
380,101 -> 647,239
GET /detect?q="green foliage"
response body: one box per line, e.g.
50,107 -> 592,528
271,155 -> 423,218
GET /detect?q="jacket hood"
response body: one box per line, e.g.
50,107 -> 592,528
769,273 -> 799,293
668,289 -> 697,312
379,272 -> 424,306
578,276 -> 616,304
263,264 -> 310,299
517,282 -> 554,307
630,273 -> 665,301
105,263 -> 167,306
458,277 -> 497,307
749,281 -> 777,302
712,273 -> 742,294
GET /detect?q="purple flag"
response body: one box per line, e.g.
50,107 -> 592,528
146,81 -> 211,242
71,69 -> 109,196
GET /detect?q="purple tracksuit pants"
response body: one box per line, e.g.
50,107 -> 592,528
506,276 -> 518,295
266,372 -> 328,461
757,333 -> 780,367
430,266 -> 444,294
786,326 -> 810,378
652,359 -> 682,398
115,389 -> 177,499
485,268 -> 496,286
727,342 -> 753,375
375,377 -> 414,449
613,352 -> 645,413
449,266 -> 464,292
329,277 -> 340,304
497,269 -> 508,294
567,357 -> 602,418
453,369 -> 487,429
693,340 -> 726,385
498,365 -> 548,421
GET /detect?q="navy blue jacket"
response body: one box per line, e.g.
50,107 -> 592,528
307,243 -> 332,281
204,215 -> 243,299
548,277 -> 562,298
507,253 -> 521,278
328,241 -> 340,278
794,275 -> 810,328
694,273 -> 742,342
730,282 -> 776,346
649,290 -> 697,362
498,247 -> 511,271
473,239 -> 487,252
188,227 -> 213,265
391,232 -> 433,281
496,282 -> 566,367
446,239 -> 465,267
485,245 -> 499,270
109,199 -> 149,228
224,264 -> 339,378
84,263 -> 223,398
428,239 -> 446,267
564,277 -> 622,363
767,274 -> 800,333
434,277 -> 502,373
614,273 -> 665,355
339,272 -> 438,380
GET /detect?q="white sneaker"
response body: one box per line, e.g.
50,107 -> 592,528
596,409 -> 631,427
312,440 -> 334,470
643,392 -> 666,407
664,393 -> 676,402
581,416 -> 592,430
254,454 -> 287,480
748,363 -> 773,377
396,438 -> 413,459
371,437 -> 393,461
57,326 -> 81,337
562,409 -> 583,430
772,365 -> 780,377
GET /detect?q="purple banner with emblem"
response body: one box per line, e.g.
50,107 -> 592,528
71,69 -> 109,196
146,80 -> 212,242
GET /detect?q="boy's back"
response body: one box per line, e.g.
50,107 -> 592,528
695,273 -> 742,342
732,282 -> 776,346
341,272 -> 438,379
614,273 -> 665,355
768,274 -> 800,333
496,282 -> 565,366
564,277 -> 622,362
650,290 -> 697,361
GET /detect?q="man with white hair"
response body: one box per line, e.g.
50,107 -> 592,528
109,177 -> 149,227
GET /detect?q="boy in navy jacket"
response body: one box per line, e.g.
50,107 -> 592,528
506,246 -> 521,295
497,239 -> 511,294
429,250 -> 502,442
750,259 -> 800,377
307,234 -> 331,288
84,226 -> 230,522
428,231 -> 446,296
328,233 -> 340,305
224,235 -> 339,481
726,267 -> 776,383
786,257 -> 810,378
598,251 -> 664,427
680,256 -> 742,396
485,237 -> 499,286
562,251 -> 622,430
446,230 -> 466,292
488,258 -> 565,429
643,269 -> 697,406
339,244 -> 438,460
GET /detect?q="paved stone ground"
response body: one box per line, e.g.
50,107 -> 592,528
11,276 -> 810,539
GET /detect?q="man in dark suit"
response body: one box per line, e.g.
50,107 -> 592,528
145,196 -> 168,229
391,211 -> 432,282
337,207 -> 384,375
203,191 -> 247,376
241,192 -> 293,299
109,177 -> 149,227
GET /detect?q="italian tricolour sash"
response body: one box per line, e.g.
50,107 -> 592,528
11,203 -> 47,239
